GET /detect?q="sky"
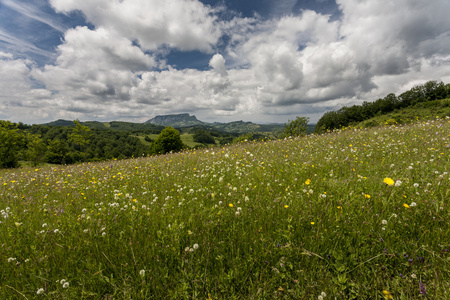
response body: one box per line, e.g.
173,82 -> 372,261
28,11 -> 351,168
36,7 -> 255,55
1,0 -> 450,125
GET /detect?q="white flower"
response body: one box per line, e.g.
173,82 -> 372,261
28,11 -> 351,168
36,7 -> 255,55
62,282 -> 69,288
60,279 -> 66,284
395,180 -> 402,187
36,288 -> 45,295
410,202 -> 417,207
193,243 -> 199,250
321,291 -> 327,297
318,296 -> 323,300
413,183 -> 419,188
7,257 -> 16,263
382,227 -> 386,231
382,220 -> 388,225
139,269 -> 145,276
411,273 -> 417,279
53,229 -> 59,234
102,232 -> 106,236
42,223 -> 47,228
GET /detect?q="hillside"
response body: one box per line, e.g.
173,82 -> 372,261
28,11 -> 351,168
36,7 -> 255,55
1,118 -> 448,298
315,80 -> 450,133
356,99 -> 450,128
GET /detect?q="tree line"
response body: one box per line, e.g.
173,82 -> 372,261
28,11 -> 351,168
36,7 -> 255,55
315,81 -> 450,133
0,120 -> 154,168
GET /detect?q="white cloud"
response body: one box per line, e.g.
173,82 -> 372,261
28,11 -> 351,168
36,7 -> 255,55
32,26 -> 156,101
50,0 -> 222,52
2,0 -> 450,124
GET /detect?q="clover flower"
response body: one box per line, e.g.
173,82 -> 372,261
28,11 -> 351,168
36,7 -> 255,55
139,269 -> 145,276
36,288 -> 45,295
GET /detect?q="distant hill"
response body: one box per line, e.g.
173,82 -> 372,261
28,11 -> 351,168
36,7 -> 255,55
145,113 -> 205,127
43,114 -> 314,136
43,120 -> 164,133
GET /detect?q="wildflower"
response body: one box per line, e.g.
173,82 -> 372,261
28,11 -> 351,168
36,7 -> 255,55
62,282 -> 69,288
193,243 -> 199,250
382,290 -> 393,299
284,205 -> 289,208
383,178 -> 394,186
139,269 -> 145,276
411,273 -> 417,279
364,194 -> 371,199
410,202 -> 417,207
7,257 -> 16,263
228,203 -> 233,208
395,180 -> 402,187
419,281 -> 427,295
382,220 -> 388,225
36,288 -> 45,295
42,223 -> 47,228
310,222 -> 315,225
60,279 -> 66,285
305,179 -> 311,185
54,229 -> 59,233
403,203 -> 410,208
413,183 -> 419,188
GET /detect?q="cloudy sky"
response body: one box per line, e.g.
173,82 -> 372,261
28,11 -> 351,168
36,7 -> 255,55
1,0 -> 450,124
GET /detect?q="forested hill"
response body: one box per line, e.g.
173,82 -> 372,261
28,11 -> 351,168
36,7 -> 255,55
315,81 -> 450,133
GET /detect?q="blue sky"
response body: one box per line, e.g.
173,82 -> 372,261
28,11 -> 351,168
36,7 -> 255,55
1,0 -> 450,124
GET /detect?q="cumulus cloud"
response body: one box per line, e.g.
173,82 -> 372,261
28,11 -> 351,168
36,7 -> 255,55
50,0 -> 222,52
32,26 -> 156,101
2,0 -> 450,124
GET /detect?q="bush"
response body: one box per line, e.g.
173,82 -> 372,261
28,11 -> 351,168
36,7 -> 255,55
150,127 -> 185,154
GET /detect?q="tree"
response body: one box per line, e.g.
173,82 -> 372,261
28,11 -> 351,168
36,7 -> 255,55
68,120 -> 91,161
193,130 -> 215,144
150,127 -> 185,154
282,116 -> 309,137
0,121 -> 26,168
26,133 -> 47,167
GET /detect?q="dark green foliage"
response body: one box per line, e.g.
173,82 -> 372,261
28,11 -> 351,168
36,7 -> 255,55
0,121 -> 26,168
150,127 -> 185,154
193,130 -> 216,144
315,80 -> 450,133
25,133 -> 47,167
282,116 -> 309,138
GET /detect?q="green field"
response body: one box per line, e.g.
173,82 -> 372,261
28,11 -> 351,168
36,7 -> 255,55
1,118 -> 449,299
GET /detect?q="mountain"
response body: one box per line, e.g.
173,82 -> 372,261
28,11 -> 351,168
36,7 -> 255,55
145,113 -> 204,127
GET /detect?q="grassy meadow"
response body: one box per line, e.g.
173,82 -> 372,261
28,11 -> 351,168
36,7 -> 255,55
1,118 -> 449,299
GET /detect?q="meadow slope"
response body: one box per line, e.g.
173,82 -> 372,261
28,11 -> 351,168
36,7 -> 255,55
1,118 -> 449,299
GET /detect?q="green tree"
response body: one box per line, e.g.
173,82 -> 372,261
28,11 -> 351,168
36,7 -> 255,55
68,120 -> 91,161
26,133 -> 47,167
193,130 -> 215,144
0,121 -> 26,168
46,139 -> 71,164
282,116 -> 309,137
150,127 -> 185,154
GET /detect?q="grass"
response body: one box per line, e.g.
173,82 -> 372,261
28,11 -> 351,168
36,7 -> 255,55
1,117 -> 449,299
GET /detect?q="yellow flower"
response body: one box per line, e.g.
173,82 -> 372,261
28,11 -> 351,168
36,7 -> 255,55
382,290 -> 393,299
403,203 -> 410,208
305,179 -> 311,185
228,203 -> 233,208
284,205 -> 289,208
364,194 -> 371,199
383,178 -> 394,186
310,222 -> 315,225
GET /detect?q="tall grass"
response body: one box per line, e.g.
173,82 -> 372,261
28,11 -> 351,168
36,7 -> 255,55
1,118 -> 449,299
